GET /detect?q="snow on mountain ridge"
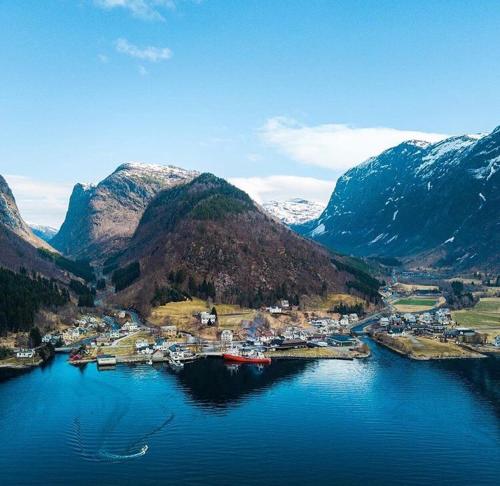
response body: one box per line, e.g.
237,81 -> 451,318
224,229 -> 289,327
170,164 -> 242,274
263,198 -> 325,225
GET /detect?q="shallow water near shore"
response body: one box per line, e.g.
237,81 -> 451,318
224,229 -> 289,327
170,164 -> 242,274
0,341 -> 498,486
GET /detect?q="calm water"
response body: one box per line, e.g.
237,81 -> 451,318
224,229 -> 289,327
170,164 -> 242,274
0,341 -> 498,486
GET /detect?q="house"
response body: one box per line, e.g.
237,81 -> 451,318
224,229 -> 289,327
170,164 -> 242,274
349,313 -> 359,322
495,336 -> 500,347
153,339 -> 170,351
379,317 -> 389,327
328,334 -> 356,347
122,321 -> 139,332
135,339 -> 149,350
267,306 -> 282,315
221,330 -> 233,345
339,317 -> 349,327
97,354 -> 116,366
109,330 -> 121,339
281,300 -> 290,309
161,325 -> 177,338
200,312 -> 217,325
16,349 -> 35,359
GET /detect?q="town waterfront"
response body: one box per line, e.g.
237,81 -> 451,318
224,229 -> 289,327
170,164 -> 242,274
0,341 -> 498,486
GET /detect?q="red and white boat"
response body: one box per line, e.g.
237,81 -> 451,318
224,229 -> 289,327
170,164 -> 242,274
223,349 -> 271,365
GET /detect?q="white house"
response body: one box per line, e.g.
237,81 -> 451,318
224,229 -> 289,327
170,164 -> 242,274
221,329 -> 233,345
200,312 -> 217,325
135,339 -> 150,350
16,349 -> 35,359
281,300 -> 290,309
349,313 -> 359,322
495,335 -> 500,347
379,317 -> 389,327
340,317 -> 349,327
267,306 -> 282,315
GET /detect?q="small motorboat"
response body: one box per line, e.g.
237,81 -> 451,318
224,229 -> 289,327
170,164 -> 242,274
168,358 -> 184,370
223,349 -> 271,365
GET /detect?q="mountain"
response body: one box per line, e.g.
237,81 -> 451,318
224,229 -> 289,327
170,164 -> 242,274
30,224 -> 58,242
107,174 -> 380,313
51,162 -> 199,260
0,175 -> 50,250
0,175 -> 68,278
262,199 -> 325,225
302,126 -> 500,271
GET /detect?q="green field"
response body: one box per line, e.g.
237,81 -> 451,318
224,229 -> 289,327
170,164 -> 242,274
452,297 -> 500,340
395,298 -> 438,306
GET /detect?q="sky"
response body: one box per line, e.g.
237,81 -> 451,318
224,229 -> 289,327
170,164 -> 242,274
1,0 -> 499,227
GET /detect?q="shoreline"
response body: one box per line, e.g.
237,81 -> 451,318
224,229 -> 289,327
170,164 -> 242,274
371,334 -> 487,361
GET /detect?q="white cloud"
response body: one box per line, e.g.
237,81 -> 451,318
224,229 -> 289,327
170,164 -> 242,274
4,175 -> 74,229
94,0 -> 176,21
98,53 -> 109,63
261,117 -> 448,172
138,65 -> 149,76
229,175 -> 336,205
115,38 -> 172,62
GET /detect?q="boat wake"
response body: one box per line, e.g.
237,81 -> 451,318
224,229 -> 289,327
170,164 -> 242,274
72,412 -> 175,463
98,445 -> 149,461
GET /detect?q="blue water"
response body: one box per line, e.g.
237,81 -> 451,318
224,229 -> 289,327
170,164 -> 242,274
0,341 -> 498,486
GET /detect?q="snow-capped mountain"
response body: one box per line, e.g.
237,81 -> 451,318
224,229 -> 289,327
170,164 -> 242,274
263,199 -> 325,225
300,126 -> 500,271
29,224 -> 58,242
51,162 -> 199,259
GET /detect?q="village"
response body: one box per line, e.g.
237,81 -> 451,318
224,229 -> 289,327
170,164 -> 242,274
3,277 -> 499,370
0,296 -> 373,371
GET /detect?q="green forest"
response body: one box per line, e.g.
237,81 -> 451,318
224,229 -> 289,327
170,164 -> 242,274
0,267 -> 69,335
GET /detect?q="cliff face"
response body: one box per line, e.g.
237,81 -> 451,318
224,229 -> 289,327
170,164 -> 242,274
51,163 -> 198,260
109,174 -> 380,313
0,175 -> 66,278
0,175 -> 50,250
302,126 -> 500,271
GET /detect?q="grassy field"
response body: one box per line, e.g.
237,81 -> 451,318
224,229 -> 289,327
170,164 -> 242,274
393,296 -> 441,312
375,334 -> 484,360
149,298 -> 256,331
452,297 -> 500,340
304,293 -> 365,311
149,298 -> 209,327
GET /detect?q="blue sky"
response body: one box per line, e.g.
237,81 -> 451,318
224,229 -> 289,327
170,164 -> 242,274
1,0 -> 499,226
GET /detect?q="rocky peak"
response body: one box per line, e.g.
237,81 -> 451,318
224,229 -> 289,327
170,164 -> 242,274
0,175 -> 49,249
51,162 -> 199,260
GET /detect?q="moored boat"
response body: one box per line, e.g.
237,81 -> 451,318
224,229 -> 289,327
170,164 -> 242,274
223,350 -> 271,364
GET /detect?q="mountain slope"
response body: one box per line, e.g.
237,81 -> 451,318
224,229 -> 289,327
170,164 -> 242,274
262,199 -> 325,225
0,175 -> 68,278
0,175 -> 51,250
109,174 -> 380,313
51,162 -> 198,260
304,126 -> 500,271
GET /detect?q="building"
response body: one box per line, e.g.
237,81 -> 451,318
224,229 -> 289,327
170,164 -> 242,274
161,325 -> 177,338
200,312 -> 217,325
221,329 -> 233,345
16,349 -> 35,359
349,313 -> 359,322
97,354 -> 116,366
281,300 -> 290,309
495,336 -> 500,347
135,339 -> 149,350
267,306 -> 282,315
379,317 -> 389,327
328,335 -> 356,347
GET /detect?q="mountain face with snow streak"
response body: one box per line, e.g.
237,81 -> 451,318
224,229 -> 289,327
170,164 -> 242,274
29,224 -> 58,242
262,199 -> 325,225
301,126 -> 500,271
51,163 -> 199,260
